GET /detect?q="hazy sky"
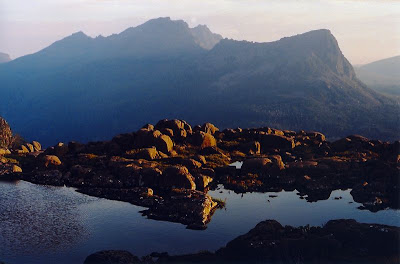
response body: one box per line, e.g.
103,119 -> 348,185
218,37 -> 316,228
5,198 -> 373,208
0,0 -> 399,64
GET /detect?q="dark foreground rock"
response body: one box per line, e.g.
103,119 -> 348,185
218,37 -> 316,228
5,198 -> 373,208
84,219 -> 400,264
1,118 -> 399,228
84,250 -> 140,264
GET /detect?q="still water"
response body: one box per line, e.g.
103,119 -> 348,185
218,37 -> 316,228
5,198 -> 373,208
0,180 -> 399,264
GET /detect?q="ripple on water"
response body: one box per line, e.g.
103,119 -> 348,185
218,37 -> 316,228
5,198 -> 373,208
0,181 -> 97,258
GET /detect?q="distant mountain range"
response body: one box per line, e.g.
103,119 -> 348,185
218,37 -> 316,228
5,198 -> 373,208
0,52 -> 11,63
355,56 -> 400,96
0,17 -> 398,146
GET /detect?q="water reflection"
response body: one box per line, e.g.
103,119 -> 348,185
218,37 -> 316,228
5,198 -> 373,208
0,181 -> 94,261
0,181 -> 399,264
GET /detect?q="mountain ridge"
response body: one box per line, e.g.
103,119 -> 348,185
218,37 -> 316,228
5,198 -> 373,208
0,18 -> 398,146
354,55 -> 400,96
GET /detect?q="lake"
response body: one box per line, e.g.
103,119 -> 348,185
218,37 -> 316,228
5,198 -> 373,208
1,180 -> 399,264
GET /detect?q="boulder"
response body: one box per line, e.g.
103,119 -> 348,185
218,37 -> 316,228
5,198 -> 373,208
194,174 -> 213,191
141,123 -> 154,131
32,141 -> 42,151
155,134 -> 173,154
43,155 -> 62,168
240,141 -> 261,155
160,166 -> 196,190
260,134 -> 294,150
193,132 -> 217,149
17,145 -> 30,154
0,148 -> 11,155
137,147 -> 159,160
0,117 -> 12,148
12,165 -> 22,173
112,133 -> 136,151
26,143 -> 34,152
200,123 -> 219,135
241,158 -> 272,173
133,129 -> 161,149
306,131 -> 326,142
155,119 -> 191,139
68,141 -> 85,153
53,142 -> 69,157
180,158 -> 202,170
268,155 -> 285,170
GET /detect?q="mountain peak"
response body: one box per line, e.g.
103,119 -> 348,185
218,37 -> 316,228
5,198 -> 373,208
0,52 -> 11,63
190,24 -> 223,50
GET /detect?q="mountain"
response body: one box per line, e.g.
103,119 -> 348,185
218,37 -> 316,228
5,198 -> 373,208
190,25 -> 223,49
0,52 -> 11,63
355,56 -> 400,96
0,18 -> 398,146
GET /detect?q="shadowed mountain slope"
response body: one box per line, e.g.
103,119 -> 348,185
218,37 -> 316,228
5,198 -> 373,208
355,55 -> 400,96
0,18 -> 398,146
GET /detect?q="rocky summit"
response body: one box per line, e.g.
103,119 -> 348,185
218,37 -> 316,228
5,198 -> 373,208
0,118 -> 399,230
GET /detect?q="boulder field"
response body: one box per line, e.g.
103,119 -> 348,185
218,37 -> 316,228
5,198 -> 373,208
0,118 -> 399,228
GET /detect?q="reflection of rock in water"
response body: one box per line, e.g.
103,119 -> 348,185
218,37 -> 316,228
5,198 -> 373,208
0,181 -> 96,257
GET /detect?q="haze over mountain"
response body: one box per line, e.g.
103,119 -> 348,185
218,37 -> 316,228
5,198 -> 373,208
0,53 -> 11,64
0,17 -> 398,146
355,56 -> 400,96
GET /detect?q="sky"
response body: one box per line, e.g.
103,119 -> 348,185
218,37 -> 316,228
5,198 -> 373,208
0,0 -> 399,65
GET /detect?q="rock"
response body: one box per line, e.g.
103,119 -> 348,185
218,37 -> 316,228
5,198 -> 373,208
112,133 -> 136,151
195,155 -> 207,165
12,165 -> 22,173
27,170 -> 64,186
25,143 -> 34,153
268,155 -> 285,170
144,189 -> 217,229
193,174 -> 213,191
32,141 -> 41,151
0,117 -> 12,148
240,141 -> 261,155
137,147 -> 159,160
260,134 -> 294,150
17,145 -> 29,154
306,131 -> 326,141
217,219 -> 400,263
161,128 -> 174,137
139,167 -> 162,187
43,155 -> 62,168
0,148 -> 11,155
180,159 -> 202,170
155,134 -> 173,154
141,123 -> 154,131
200,122 -> 219,135
160,166 -> 196,190
84,250 -> 140,264
155,119 -> 191,139
193,132 -> 217,149
68,141 -> 85,153
53,142 -> 69,157
133,129 -> 161,149
241,158 -> 272,173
